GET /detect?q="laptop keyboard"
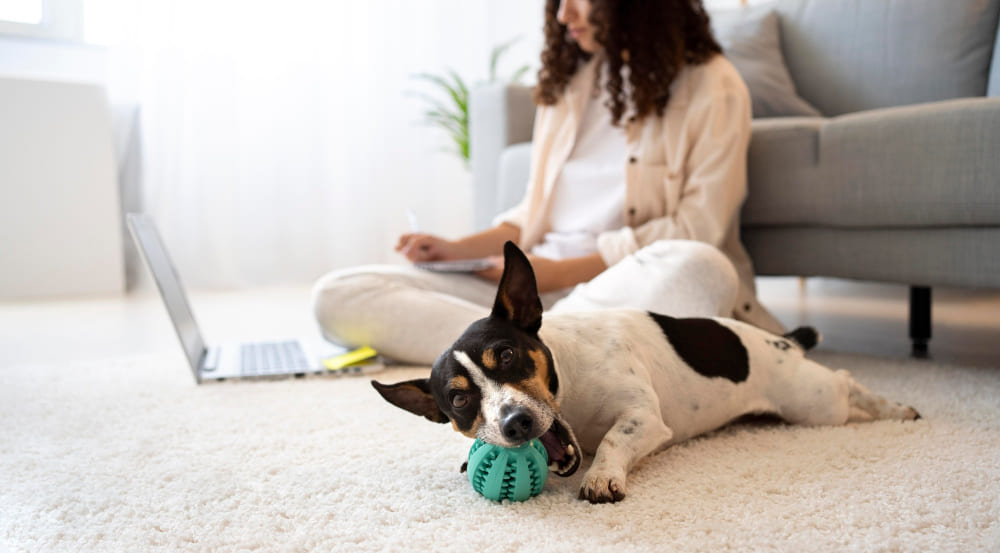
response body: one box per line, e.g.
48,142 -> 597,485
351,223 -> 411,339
240,341 -> 310,375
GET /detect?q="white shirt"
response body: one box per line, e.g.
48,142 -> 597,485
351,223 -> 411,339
496,55 -> 785,333
532,83 -> 627,260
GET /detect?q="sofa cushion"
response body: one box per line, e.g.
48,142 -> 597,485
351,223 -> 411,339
711,6 -> 821,118
774,0 -> 1000,116
742,98 -> 1000,228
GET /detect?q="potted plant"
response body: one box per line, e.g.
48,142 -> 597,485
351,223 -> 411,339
410,37 -> 532,167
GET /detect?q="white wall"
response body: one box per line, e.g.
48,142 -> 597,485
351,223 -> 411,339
0,35 -> 106,83
1,1 -> 769,293
77,0 -> 551,290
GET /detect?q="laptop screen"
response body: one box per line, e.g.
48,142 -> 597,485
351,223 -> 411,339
127,213 -> 206,380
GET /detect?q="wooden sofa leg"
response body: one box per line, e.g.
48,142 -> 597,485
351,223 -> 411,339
909,286 -> 932,358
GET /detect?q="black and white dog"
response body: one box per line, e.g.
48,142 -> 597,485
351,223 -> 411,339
373,242 -> 919,503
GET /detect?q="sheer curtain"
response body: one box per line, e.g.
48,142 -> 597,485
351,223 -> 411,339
85,0 -> 543,288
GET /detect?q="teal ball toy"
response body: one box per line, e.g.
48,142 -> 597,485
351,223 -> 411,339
467,438 -> 548,502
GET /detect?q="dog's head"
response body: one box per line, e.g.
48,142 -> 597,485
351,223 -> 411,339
371,242 -> 581,476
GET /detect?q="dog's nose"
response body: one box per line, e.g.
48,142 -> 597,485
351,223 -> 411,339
501,408 -> 534,442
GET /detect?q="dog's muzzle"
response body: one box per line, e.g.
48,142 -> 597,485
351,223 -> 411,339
493,404 -> 581,477
501,406 -> 535,442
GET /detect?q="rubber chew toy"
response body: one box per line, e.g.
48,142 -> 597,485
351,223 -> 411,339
467,438 -> 548,502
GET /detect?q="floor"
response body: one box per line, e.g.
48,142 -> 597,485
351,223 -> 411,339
2,277 -> 999,370
6,282 -> 999,553
757,277 -> 1000,368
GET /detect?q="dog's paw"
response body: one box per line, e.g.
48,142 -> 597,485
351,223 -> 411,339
578,472 -> 627,504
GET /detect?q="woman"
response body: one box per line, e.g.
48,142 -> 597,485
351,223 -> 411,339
313,0 -> 784,364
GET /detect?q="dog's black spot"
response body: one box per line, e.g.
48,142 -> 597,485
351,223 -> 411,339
606,338 -> 622,354
691,402 -> 700,412
648,312 -> 749,383
619,419 -> 640,435
628,367 -> 636,375
767,339 -> 792,352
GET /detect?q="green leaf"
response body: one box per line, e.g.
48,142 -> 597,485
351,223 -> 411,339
412,72 -> 456,95
423,113 -> 464,136
489,35 -> 521,82
447,69 -> 469,113
509,64 -> 532,84
412,71 -> 467,118
425,109 -> 465,128
407,35 -> 524,165
405,91 -> 459,118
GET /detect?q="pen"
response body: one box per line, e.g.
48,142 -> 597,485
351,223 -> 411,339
407,208 -> 420,233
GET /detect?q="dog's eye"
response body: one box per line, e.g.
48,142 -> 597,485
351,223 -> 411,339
500,348 -> 514,365
451,393 -> 469,409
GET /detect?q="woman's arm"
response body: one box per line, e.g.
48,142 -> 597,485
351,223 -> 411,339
477,252 -> 607,293
396,223 -> 520,262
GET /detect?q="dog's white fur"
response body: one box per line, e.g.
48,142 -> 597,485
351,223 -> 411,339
466,309 -> 918,502
373,243 -> 919,503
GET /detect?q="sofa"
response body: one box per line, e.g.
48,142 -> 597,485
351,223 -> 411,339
468,0 -> 1000,356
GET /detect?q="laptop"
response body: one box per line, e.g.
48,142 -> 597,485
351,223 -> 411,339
127,212 -> 358,384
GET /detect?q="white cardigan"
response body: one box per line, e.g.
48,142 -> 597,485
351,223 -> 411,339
495,53 -> 784,333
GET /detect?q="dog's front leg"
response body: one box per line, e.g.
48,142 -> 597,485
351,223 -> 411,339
579,409 -> 673,504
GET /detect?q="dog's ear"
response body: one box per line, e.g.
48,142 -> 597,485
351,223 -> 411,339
491,241 -> 543,335
371,379 -> 448,423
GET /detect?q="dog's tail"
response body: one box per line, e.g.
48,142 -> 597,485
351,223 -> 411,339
783,326 -> 821,351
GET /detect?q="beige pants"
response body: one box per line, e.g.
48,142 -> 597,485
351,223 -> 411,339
312,240 -> 740,365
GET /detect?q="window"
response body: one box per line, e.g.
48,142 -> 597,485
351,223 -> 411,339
0,0 -> 43,24
0,0 -> 83,41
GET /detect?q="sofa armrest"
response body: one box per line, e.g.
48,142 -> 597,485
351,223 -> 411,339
496,142 -> 533,218
744,97 -> 1000,228
820,97 -> 1000,226
469,83 -> 536,229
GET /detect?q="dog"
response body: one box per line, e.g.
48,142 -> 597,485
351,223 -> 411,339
372,242 -> 920,503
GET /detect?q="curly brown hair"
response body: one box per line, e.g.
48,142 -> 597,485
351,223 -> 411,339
535,0 -> 721,125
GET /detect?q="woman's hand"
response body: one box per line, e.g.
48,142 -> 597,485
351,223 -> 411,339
395,233 -> 457,263
477,252 -> 608,294
396,223 -> 521,265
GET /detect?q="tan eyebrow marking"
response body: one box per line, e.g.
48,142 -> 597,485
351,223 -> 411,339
481,349 -> 497,370
449,376 -> 470,390
510,348 -> 555,403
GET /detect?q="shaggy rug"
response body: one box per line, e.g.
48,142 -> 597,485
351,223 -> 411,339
1,350 -> 998,552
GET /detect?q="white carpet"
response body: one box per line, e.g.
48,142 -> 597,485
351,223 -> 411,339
2,351 -> 999,552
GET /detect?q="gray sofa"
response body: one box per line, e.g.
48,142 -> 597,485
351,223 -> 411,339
469,0 -> 1000,355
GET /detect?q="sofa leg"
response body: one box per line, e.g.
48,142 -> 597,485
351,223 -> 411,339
909,286 -> 932,358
